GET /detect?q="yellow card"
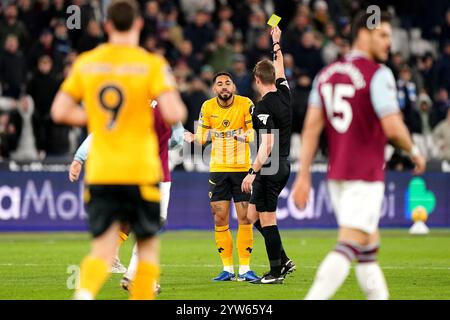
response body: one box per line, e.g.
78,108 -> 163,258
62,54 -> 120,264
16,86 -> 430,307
267,14 -> 281,27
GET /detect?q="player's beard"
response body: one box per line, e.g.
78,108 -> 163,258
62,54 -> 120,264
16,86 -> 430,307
218,91 -> 233,102
373,48 -> 389,64
374,54 -> 387,64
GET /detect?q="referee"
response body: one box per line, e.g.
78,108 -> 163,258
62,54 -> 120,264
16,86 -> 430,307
241,26 -> 295,284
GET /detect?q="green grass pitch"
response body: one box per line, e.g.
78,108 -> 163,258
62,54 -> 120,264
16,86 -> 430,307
0,229 -> 449,300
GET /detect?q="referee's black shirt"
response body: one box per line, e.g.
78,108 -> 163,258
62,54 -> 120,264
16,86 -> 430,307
252,78 -> 292,158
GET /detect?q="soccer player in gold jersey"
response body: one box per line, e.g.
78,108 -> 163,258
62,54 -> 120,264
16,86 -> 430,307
184,72 -> 259,281
50,0 -> 186,300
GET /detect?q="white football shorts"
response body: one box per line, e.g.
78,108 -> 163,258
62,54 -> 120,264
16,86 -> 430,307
328,180 -> 385,234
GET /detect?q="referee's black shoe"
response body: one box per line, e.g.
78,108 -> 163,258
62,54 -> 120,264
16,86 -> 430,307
250,273 -> 284,284
280,259 -> 296,278
261,260 -> 296,280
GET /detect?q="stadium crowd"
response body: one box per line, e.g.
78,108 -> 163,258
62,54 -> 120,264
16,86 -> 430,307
0,0 -> 449,167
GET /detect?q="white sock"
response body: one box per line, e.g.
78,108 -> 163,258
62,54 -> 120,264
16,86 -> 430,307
238,265 -> 250,275
74,289 -> 93,300
305,251 -> 351,300
224,266 -> 234,273
355,262 -> 389,300
124,243 -> 139,280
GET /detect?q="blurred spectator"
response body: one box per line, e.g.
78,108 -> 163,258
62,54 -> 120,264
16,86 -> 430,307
142,34 -> 158,53
291,71 -> 311,135
312,0 -> 330,33
291,30 -> 324,79
66,0 -> 98,47
245,10 -> 266,50
230,54 -> 253,98
0,34 -> 26,99
432,107 -> 450,160
438,9 -> 450,51
321,22 -> 337,47
0,110 -> 19,159
219,20 -> 234,43
161,6 -> 184,49
0,2 -> 29,50
142,0 -> 160,39
388,52 -> 405,79
53,20 -> 72,57
176,40 -> 202,74
436,41 -> 450,93
27,55 -> 65,156
232,38 -> 245,55
180,0 -> 215,23
205,32 -> 234,73
77,20 -> 103,53
397,64 -> 417,109
417,92 -> 435,134
413,92 -> 438,159
199,64 -> 215,88
48,0 -> 67,29
432,88 -> 450,126
338,16 -> 352,40
285,10 -> 310,51
8,95 -> 40,161
184,10 -> 215,60
247,32 -> 271,66
182,76 -> 209,133
283,53 -> 296,88
17,0 -> 39,39
215,5 -> 234,27
29,29 -> 64,76
33,0 -> 52,33
289,70 -> 312,164
156,27 -> 178,63
397,64 -> 419,133
322,34 -> 340,64
418,52 -> 438,98
173,60 -> 192,92
273,0 -> 299,28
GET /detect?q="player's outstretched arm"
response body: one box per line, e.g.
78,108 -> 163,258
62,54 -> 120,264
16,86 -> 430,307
51,91 -> 87,126
381,113 -> 426,174
169,122 -> 185,149
74,133 -> 92,163
271,26 -> 285,80
291,106 -> 324,209
69,160 -> 82,182
69,134 -> 92,182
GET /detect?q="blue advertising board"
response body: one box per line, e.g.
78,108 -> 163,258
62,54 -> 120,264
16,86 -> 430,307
0,171 -> 448,231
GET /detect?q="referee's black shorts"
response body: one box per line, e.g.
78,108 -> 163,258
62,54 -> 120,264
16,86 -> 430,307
85,184 -> 161,239
250,160 -> 291,213
209,171 -> 251,203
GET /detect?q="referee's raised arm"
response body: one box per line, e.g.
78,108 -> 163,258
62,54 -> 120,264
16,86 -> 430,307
271,26 -> 285,80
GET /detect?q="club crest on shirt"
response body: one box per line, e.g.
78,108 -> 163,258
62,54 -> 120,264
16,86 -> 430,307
222,120 -> 230,127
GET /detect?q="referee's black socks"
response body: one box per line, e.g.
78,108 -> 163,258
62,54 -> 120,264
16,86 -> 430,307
263,225 -> 282,277
254,220 -> 290,265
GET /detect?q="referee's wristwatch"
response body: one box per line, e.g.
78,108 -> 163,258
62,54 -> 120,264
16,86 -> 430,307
248,168 -> 258,175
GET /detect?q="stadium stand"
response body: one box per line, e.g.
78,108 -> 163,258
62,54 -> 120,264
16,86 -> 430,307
0,0 -> 449,166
